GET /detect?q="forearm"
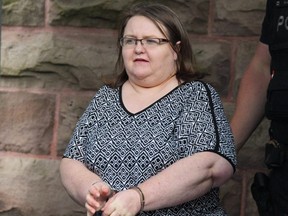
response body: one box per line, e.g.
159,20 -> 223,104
60,158 -> 102,206
231,71 -> 268,150
231,42 -> 271,151
138,152 -> 233,211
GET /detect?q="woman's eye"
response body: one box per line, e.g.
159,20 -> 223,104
125,39 -> 135,44
145,39 -> 158,45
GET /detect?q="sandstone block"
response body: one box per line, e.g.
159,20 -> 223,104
0,156 -> 85,215
1,30 -> 118,90
0,92 -> 55,154
49,0 -> 209,34
2,0 -> 45,26
193,40 -> 231,96
58,92 -> 95,156
214,0 -> 266,36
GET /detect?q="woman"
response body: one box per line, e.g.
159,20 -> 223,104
60,2 -> 236,216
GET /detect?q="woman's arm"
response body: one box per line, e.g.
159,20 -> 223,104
101,151 -> 233,215
60,158 -> 110,206
139,151 -> 233,210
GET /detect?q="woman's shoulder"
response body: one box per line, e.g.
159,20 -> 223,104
94,85 -> 120,97
182,80 -> 217,93
178,81 -> 221,105
87,85 -> 120,108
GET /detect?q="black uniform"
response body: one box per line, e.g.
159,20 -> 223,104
252,0 -> 288,215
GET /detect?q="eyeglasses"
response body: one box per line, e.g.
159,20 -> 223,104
120,37 -> 170,48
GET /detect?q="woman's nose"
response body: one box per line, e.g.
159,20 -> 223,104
134,41 -> 145,53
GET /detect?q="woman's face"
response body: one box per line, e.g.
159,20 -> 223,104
122,15 -> 178,87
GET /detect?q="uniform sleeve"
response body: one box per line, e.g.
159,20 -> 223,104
260,0 -> 271,44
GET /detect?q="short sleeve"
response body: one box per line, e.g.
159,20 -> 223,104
177,82 -> 237,171
260,0 -> 272,44
63,86 -> 111,165
63,97 -> 95,163
205,83 -> 237,170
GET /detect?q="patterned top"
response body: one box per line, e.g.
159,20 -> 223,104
64,81 -> 237,215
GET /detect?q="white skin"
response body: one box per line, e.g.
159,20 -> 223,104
230,42 -> 271,152
120,15 -> 180,114
60,15 -> 234,216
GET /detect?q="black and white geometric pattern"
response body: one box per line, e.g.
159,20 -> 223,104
64,81 -> 236,215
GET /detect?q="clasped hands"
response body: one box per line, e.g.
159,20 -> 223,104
85,181 -> 142,216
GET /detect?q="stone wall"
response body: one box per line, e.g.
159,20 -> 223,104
0,0 -> 269,215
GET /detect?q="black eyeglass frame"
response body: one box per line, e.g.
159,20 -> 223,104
119,37 -> 170,47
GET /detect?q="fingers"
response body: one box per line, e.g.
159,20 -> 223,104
85,201 -> 95,216
86,188 -> 104,211
85,182 -> 114,215
90,182 -> 111,199
100,184 -> 112,197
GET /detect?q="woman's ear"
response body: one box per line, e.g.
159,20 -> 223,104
175,41 -> 181,52
173,41 -> 181,60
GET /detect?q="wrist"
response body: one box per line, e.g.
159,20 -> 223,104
130,186 -> 145,212
91,180 -> 104,186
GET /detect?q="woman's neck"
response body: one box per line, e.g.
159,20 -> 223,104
121,75 -> 182,114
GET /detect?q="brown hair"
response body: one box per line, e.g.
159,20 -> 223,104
112,2 -> 203,88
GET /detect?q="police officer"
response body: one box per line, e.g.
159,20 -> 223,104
231,0 -> 288,215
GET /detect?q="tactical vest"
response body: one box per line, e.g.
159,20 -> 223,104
265,0 -> 288,121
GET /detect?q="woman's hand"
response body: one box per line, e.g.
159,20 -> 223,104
85,181 -> 114,216
100,189 -> 142,216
